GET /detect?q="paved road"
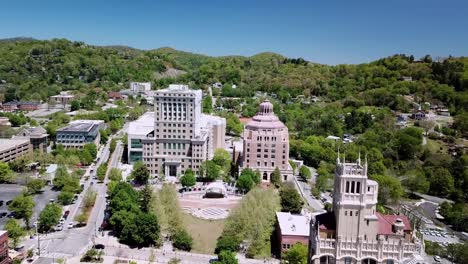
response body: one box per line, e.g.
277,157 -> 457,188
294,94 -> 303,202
293,168 -> 325,213
25,136 -> 115,258
27,132 -> 126,260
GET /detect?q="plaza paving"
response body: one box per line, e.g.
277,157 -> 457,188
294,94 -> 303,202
179,192 -> 242,220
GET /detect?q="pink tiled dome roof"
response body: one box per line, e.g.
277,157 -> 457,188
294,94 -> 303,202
245,100 -> 287,130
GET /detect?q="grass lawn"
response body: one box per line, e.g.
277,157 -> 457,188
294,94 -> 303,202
182,213 -> 225,254
426,138 -> 447,153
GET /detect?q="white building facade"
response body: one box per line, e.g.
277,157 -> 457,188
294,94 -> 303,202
130,82 -> 152,93
308,156 -> 424,264
128,84 -> 226,177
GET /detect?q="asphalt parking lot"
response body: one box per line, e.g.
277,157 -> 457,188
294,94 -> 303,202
0,183 -> 59,229
421,229 -> 460,245
0,184 -> 24,228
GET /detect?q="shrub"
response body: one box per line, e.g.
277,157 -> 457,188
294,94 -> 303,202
172,229 -> 193,251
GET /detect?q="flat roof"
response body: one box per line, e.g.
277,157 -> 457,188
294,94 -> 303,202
57,120 -> 103,133
0,138 -> 30,152
129,112 -> 155,136
276,212 -> 310,237
0,230 -> 6,236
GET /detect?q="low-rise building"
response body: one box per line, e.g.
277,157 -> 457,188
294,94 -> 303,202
411,110 -> 426,120
0,138 -> 33,163
275,212 -> 310,257
128,112 -> 155,163
44,164 -> 58,184
2,101 -> 40,112
50,91 -> 74,106
17,127 -> 49,153
56,120 -> 105,149
1,102 -> 18,112
0,231 -> 9,264
0,117 -> 10,127
108,91 -> 123,100
437,109 -> 450,117
130,82 -> 151,93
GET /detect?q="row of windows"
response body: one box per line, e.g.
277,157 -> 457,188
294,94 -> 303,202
157,129 -> 192,134
156,123 -> 192,128
156,134 -> 192,139
156,97 -> 194,101
163,143 -> 187,149
344,210 -> 359,217
256,136 -> 277,141
246,160 -> 287,167
345,180 -> 361,194
57,141 -> 85,144
156,118 -> 193,122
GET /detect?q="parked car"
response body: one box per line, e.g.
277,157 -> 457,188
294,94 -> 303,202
7,212 -> 16,218
68,222 -> 74,228
6,200 -> 13,206
0,212 -> 7,218
0,200 -> 4,206
93,244 -> 105,250
434,256 -> 441,262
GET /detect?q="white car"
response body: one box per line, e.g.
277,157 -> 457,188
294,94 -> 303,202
55,225 -> 63,231
68,222 -> 74,228
434,255 -> 441,262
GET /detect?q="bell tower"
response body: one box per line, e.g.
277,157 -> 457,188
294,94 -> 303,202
333,153 -> 379,240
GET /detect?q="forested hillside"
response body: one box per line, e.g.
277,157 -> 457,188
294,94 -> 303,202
1,38 -> 468,227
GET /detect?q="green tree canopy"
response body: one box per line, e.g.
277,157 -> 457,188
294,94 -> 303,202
132,161 -> 150,184
5,219 -> 26,248
8,194 -> 35,227
370,174 -> 404,205
27,178 -> 45,194
200,160 -> 221,181
180,169 -> 196,187
282,243 -> 308,264
279,183 -> 304,214
213,250 -> 238,264
0,162 -> 13,183
299,166 -> 311,181
270,167 -> 282,187
38,203 -> 62,233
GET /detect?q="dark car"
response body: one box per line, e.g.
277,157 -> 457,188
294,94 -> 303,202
93,244 -> 105,250
0,212 -> 7,218
6,200 -> 13,206
7,212 -> 16,218
0,200 -> 4,206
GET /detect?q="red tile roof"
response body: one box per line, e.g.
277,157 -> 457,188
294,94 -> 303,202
377,213 -> 412,235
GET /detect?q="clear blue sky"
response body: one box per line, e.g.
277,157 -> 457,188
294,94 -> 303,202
1,0 -> 467,65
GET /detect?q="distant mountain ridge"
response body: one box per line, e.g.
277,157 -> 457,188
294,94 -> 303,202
0,37 -> 467,117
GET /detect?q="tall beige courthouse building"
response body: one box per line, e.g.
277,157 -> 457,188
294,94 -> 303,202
308,155 -> 424,264
128,84 -> 226,177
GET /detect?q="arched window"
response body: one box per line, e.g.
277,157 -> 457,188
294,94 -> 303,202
263,172 -> 268,180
